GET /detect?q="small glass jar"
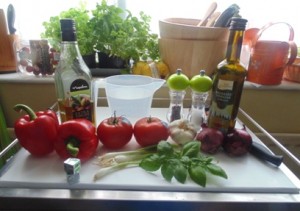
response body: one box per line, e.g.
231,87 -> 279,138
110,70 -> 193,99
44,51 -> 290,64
15,39 -> 59,77
166,90 -> 186,122
187,90 -> 208,131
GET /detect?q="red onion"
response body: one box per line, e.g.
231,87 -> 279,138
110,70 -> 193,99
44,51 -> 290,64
196,124 -> 224,154
223,125 -> 253,156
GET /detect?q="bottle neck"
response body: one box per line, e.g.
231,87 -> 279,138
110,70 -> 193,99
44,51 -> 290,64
60,41 -> 81,58
61,29 -> 77,42
60,28 -> 80,56
225,29 -> 245,63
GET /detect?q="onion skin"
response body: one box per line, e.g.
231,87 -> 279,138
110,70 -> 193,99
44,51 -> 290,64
223,125 -> 253,156
196,124 -> 224,154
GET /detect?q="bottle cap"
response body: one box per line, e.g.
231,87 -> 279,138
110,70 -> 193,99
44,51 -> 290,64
60,19 -> 77,41
229,17 -> 248,31
60,19 -> 76,31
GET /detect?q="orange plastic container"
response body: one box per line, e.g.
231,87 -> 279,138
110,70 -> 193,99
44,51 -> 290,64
246,22 -> 297,85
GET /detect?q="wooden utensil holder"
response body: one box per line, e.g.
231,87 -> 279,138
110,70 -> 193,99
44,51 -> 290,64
0,9 -> 18,72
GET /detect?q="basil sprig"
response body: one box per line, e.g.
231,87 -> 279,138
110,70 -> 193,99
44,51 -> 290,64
139,141 -> 228,187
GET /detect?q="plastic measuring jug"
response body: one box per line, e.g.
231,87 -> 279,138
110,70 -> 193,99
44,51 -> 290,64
103,74 -> 165,118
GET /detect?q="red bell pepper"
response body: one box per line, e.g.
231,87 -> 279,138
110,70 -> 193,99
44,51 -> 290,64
54,119 -> 99,161
14,104 -> 59,156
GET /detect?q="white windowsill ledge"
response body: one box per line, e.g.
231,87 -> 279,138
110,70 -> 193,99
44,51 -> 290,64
1,72 -> 300,91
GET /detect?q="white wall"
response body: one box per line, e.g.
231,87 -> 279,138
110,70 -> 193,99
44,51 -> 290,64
0,0 -> 299,44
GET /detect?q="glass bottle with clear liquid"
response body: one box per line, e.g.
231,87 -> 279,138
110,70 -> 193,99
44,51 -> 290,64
54,19 -> 95,124
207,17 -> 248,134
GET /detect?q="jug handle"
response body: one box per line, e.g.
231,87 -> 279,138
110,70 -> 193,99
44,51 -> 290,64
251,22 -> 294,47
287,41 -> 298,65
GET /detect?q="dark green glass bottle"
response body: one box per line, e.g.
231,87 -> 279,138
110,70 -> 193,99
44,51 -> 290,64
207,17 -> 248,134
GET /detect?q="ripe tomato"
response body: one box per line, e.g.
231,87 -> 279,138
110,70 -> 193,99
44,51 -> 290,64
133,117 -> 169,147
97,114 -> 133,150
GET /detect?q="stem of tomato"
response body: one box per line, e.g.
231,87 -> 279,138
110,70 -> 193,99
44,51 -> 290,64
109,110 -> 119,124
147,116 -> 152,123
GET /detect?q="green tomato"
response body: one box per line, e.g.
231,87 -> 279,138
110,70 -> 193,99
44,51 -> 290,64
167,69 -> 190,91
190,70 -> 212,92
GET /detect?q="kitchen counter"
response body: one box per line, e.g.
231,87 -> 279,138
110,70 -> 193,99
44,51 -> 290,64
0,107 -> 300,210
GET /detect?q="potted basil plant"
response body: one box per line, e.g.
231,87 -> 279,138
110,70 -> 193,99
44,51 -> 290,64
41,3 -> 97,68
89,0 -> 160,69
41,0 -> 160,73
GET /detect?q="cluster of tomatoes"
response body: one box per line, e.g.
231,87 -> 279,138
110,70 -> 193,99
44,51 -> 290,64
97,113 -> 169,149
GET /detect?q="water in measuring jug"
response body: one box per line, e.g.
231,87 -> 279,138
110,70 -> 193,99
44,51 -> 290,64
105,75 -> 165,119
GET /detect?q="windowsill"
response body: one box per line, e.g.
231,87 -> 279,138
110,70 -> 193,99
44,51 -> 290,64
0,72 -> 54,84
1,72 -> 300,91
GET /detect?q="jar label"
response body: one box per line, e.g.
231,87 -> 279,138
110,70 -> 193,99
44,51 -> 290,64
67,79 -> 93,121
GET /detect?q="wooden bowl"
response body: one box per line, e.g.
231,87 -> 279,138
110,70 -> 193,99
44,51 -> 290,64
159,38 -> 228,77
159,18 -> 229,41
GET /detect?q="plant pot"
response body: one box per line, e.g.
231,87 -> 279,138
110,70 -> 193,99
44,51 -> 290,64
90,68 -> 124,77
97,52 -> 128,68
82,53 -> 97,68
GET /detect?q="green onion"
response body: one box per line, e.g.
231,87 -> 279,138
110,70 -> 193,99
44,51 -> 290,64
0,104 -> 17,168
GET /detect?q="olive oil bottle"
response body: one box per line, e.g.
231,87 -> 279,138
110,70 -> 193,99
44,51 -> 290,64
207,17 -> 248,134
54,19 -> 95,124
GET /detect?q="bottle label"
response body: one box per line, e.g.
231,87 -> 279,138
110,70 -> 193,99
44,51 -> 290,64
209,79 -> 234,133
215,79 -> 234,108
68,79 -> 93,121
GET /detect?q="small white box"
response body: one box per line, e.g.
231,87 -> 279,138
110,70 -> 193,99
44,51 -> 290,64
64,158 -> 81,175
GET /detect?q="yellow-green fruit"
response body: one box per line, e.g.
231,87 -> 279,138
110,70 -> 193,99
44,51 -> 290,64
190,70 -> 212,92
167,69 -> 190,91
155,61 -> 170,79
132,61 -> 152,77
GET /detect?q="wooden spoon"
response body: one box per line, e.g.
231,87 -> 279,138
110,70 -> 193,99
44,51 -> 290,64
197,2 -> 218,27
205,11 -> 221,27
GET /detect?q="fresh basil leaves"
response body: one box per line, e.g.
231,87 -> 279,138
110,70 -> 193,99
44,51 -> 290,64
139,141 -> 228,187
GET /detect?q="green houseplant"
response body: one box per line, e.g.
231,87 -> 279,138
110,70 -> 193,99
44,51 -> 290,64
89,0 -> 159,68
41,0 -> 159,70
41,3 -> 95,56
41,3 -> 96,67
90,1 -> 159,61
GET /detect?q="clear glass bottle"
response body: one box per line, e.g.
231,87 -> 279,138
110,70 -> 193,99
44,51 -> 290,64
166,90 -> 185,122
207,17 -> 248,134
187,91 -> 208,131
54,19 -> 95,124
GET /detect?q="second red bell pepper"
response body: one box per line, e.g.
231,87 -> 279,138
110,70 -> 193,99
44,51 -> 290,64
54,119 -> 99,161
14,104 -> 59,156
